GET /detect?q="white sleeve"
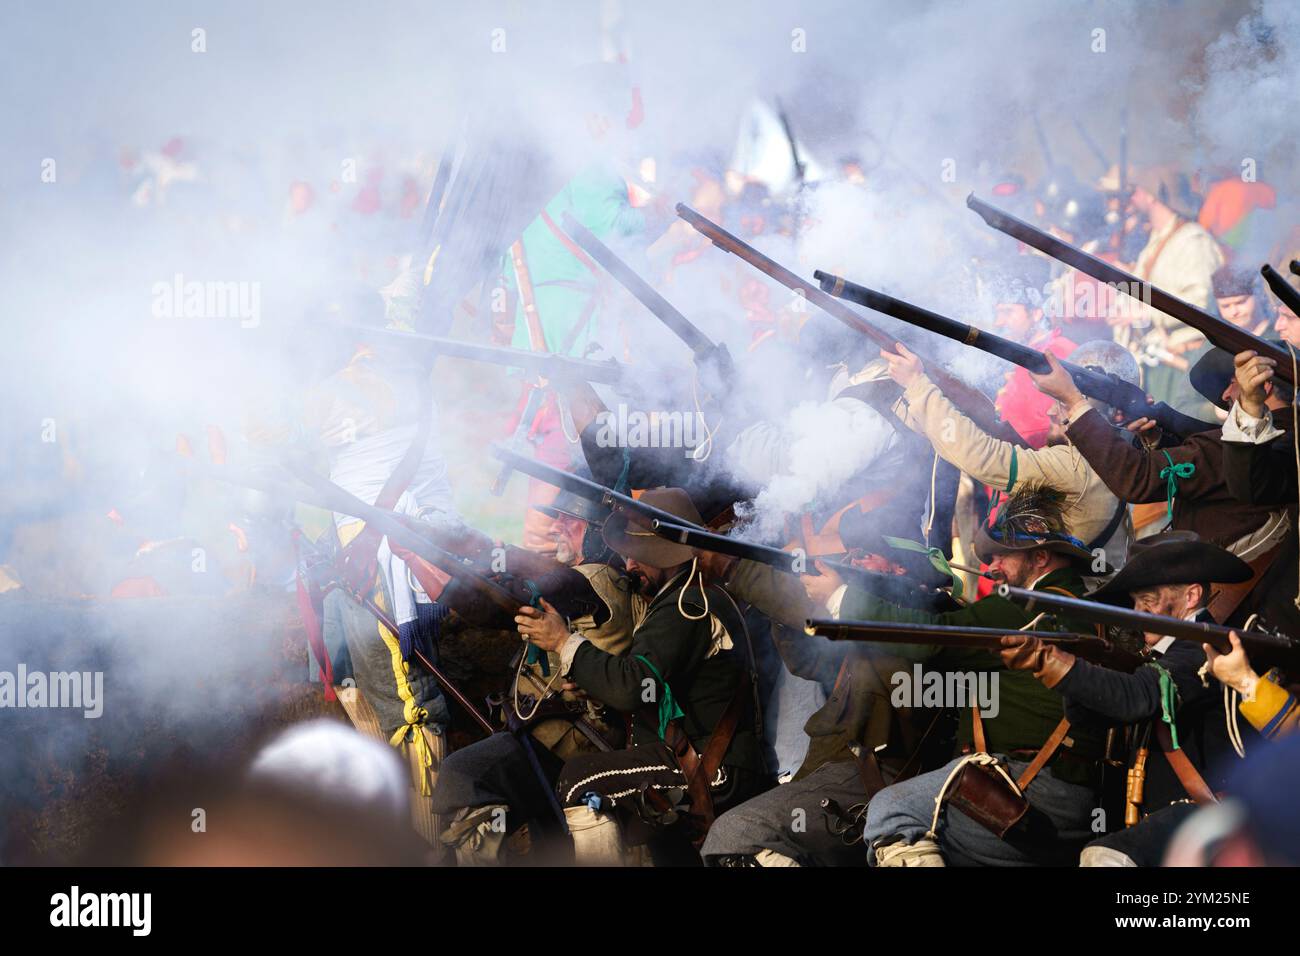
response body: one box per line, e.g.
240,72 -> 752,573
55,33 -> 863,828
1220,400 -> 1283,445
558,633 -> 589,675
826,584 -> 849,619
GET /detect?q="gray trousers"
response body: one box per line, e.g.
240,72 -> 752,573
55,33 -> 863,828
325,586 -> 448,741
701,759 -> 870,866
864,755 -> 1097,867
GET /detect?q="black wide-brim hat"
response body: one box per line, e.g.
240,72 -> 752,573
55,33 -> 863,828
1190,341 -> 1287,411
1085,531 -> 1252,606
1189,347 -> 1235,411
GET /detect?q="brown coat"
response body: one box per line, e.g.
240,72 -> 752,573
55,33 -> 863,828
1066,408 -> 1278,548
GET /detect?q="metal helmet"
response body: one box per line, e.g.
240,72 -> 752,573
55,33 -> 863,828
1067,340 -> 1141,388
1067,340 -> 1141,420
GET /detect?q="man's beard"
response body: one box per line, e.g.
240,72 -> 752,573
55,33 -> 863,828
625,568 -> 651,595
553,538 -> 576,565
992,563 -> 1034,589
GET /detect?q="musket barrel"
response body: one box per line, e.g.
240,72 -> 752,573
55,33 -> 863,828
652,519 -> 801,573
1261,264 -> 1300,320
997,584 -> 1244,653
806,618 -> 1092,645
675,203 -> 892,349
814,269 -> 1051,371
967,194 -> 1296,383
677,203 -> 1026,445
489,445 -> 704,531
331,323 -> 629,385
812,269 -> 1213,437
560,212 -> 717,357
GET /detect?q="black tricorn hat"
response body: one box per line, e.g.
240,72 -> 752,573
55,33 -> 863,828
1190,341 -> 1287,411
1189,347 -> 1235,411
1085,531 -> 1252,607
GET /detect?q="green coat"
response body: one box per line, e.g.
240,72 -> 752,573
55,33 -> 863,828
568,567 -> 764,776
840,565 -> 1106,782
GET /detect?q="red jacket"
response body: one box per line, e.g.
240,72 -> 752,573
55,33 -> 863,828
996,328 -> 1076,448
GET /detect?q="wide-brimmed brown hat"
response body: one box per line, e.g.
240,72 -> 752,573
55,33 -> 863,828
1086,531 -> 1252,607
601,487 -> 702,569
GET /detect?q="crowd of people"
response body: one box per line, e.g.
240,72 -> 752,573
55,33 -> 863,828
6,68 -> 1300,871
229,141 -> 1300,868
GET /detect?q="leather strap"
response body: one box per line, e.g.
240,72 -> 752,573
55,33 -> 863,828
1015,718 -> 1072,791
848,744 -> 889,798
791,489 -> 895,557
1138,219 -> 1190,281
1155,722 -> 1218,805
1208,543 -> 1283,625
665,676 -> 748,830
539,209 -> 602,277
1087,498 -> 1128,554
972,707 -> 1072,792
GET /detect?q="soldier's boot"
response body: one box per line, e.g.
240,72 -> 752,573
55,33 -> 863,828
564,805 -> 625,866
873,834 -> 946,867
754,849 -> 802,867
1079,845 -> 1137,867
439,804 -> 510,866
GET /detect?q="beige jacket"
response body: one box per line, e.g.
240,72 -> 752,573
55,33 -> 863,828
891,374 -> 1131,569
1120,216 -> 1224,356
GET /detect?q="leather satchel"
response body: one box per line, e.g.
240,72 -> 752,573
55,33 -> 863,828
947,760 -> 1029,838
943,710 -> 1073,839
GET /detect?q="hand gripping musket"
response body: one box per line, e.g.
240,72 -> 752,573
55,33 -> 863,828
806,618 -> 1143,672
331,322 -> 632,386
997,584 -> 1300,660
814,270 -> 1215,439
674,203 -> 1025,445
967,194 -> 1297,385
558,212 -> 735,391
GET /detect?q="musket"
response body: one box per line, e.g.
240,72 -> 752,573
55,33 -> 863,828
997,584 -> 1300,658
185,454 -> 529,621
806,618 -> 1143,672
493,446 -> 953,608
814,269 -> 1215,438
559,212 -> 734,389
331,322 -> 631,386
675,203 -> 1025,445
282,462 -> 530,618
967,194 -> 1297,384
336,575 -> 496,735
1261,264 -> 1300,319
652,519 -> 953,610
491,444 -> 700,527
